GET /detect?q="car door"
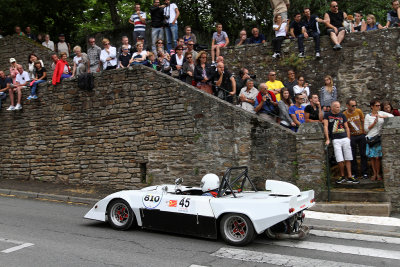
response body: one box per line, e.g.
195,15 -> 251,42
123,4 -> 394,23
140,193 -> 217,239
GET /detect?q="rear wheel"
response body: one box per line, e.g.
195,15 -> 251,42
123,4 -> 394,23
107,199 -> 135,230
220,213 -> 255,246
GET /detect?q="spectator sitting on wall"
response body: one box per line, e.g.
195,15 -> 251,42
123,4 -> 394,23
235,30 -> 250,46
36,33 -> 44,44
156,52 -> 171,75
28,53 -> 44,80
324,101 -> 358,184
211,23 -> 229,64
154,39 -> 171,60
249,28 -> 266,44
239,79 -> 258,113
213,62 -> 236,103
0,70 -> 12,110
382,100 -> 400,116
55,34 -> 71,57
145,52 -> 157,70
8,64 -> 30,111
305,94 -> 323,123
289,93 -> 306,132
170,45 -> 185,79
301,7 -> 324,58
87,37 -> 102,73
266,70 -> 284,101
129,2 -> 147,46
293,76 -> 310,106
15,26 -> 24,36
183,25 -> 197,45
27,60 -> 47,100
100,39 -> 117,70
130,42 -> 148,65
278,88 -> 296,129
119,45 -> 132,68
25,26 -> 37,41
289,12 -> 305,57
182,52 -> 195,85
283,69 -> 297,102
236,68 -> 258,95
52,52 -> 72,86
9,58 -> 19,84
42,34 -> 55,51
177,37 -> 186,52
118,36 -> 134,57
71,46 -> 90,77
361,14 -> 385,31
50,53 -> 59,71
185,40 -> 198,62
324,1 -> 347,50
386,0 -> 400,27
254,83 -> 279,123
193,51 -> 214,95
320,75 -> 337,113
351,12 -> 363,32
272,14 -> 288,59
343,98 -> 368,180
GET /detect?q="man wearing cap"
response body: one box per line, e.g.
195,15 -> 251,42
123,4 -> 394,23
56,34 -> 71,57
8,65 -> 30,111
129,3 -> 147,46
0,70 -> 12,109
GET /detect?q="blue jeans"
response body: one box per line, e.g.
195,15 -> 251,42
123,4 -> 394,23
61,73 -> 72,80
152,27 -> 164,53
298,31 -> 320,53
30,80 -> 46,96
0,92 -> 6,109
165,23 -> 178,51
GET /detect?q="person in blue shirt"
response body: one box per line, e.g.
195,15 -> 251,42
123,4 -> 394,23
249,28 -> 266,44
289,93 -> 306,132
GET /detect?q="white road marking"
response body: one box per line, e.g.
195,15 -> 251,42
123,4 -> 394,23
311,229 -> 400,244
1,243 -> 34,253
212,247 -> 367,267
0,237 -> 34,254
256,240 -> 400,260
305,211 -> 400,226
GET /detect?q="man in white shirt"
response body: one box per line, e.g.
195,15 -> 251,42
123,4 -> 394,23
8,65 -> 30,110
129,3 -> 147,46
239,79 -> 258,113
164,0 -> 180,51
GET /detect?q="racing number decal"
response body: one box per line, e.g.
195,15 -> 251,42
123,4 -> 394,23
142,194 -> 162,209
179,198 -> 190,208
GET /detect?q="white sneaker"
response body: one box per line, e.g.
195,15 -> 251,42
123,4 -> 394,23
7,105 -> 15,111
315,52 -> 321,58
272,53 -> 278,58
15,104 -> 22,110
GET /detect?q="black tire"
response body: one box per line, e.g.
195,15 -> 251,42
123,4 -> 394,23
107,199 -> 136,230
219,213 -> 256,246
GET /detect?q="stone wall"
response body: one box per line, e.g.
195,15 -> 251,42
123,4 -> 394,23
219,28 -> 400,113
382,117 -> 400,211
0,65 -> 298,190
0,35 -> 54,76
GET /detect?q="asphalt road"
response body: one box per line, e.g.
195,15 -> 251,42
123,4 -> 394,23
1,195 -> 399,267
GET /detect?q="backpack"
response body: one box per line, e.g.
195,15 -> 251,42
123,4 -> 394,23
77,73 -> 94,91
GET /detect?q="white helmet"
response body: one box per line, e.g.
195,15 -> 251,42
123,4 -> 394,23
200,173 -> 220,192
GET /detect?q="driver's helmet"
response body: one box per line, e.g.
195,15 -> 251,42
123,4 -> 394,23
200,173 -> 220,192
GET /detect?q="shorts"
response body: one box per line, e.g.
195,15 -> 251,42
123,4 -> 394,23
215,43 -> 226,47
327,27 -> 345,34
332,137 -> 353,162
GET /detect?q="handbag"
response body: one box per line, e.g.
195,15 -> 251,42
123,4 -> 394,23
366,135 -> 381,147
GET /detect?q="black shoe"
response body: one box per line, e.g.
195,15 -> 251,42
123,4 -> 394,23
347,177 -> 360,184
336,177 -> 347,184
362,174 -> 369,179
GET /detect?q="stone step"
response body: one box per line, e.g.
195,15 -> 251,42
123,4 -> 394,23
319,189 -> 390,202
310,201 -> 391,217
329,178 -> 384,189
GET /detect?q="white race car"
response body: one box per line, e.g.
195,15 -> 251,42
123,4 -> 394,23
84,167 -> 315,246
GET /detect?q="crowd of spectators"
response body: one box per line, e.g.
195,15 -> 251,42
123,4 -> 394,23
0,1 -> 399,183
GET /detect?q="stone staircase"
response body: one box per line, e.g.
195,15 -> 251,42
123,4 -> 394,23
312,179 -> 391,217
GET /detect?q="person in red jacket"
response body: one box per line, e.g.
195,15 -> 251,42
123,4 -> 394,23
52,52 -> 71,85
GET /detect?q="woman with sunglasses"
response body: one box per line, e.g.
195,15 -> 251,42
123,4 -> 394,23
170,45 -> 185,79
364,100 -> 394,181
100,38 -> 117,70
154,39 -> 170,61
182,52 -> 195,85
193,51 -> 214,95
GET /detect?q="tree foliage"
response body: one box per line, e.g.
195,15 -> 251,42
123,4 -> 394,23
0,0 -> 393,45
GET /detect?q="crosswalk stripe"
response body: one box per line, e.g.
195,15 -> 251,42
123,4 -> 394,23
311,229 -> 400,244
256,240 -> 400,260
305,211 -> 400,227
212,247 -> 367,267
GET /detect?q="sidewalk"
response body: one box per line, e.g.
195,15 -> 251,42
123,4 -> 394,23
0,178 -> 116,204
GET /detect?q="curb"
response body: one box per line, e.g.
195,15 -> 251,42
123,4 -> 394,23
0,188 -> 99,205
310,225 -> 400,238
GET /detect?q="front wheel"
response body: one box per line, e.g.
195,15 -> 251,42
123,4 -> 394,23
107,199 -> 136,230
220,213 -> 255,246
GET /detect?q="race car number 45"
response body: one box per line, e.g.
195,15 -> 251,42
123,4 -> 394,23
142,194 -> 162,209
